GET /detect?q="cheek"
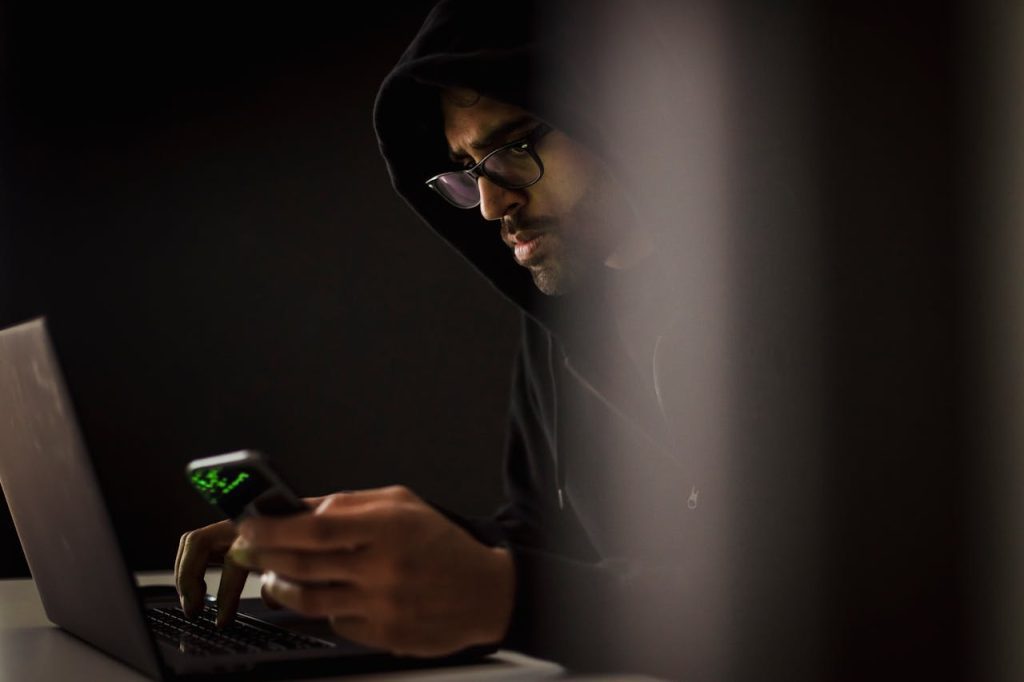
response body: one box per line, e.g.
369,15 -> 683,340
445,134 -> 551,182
531,137 -> 602,218
535,164 -> 597,220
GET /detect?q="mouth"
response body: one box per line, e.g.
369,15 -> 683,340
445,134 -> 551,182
512,233 -> 546,265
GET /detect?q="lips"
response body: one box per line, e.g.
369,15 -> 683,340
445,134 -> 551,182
512,233 -> 545,265
502,217 -> 552,266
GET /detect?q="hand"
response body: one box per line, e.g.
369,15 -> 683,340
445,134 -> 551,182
175,519 -> 249,626
174,508 -> 317,626
233,486 -> 515,657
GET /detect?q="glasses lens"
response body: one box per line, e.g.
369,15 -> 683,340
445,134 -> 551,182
483,146 -> 541,188
432,173 -> 480,208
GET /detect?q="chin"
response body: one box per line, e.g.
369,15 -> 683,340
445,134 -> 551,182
532,264 -> 571,296
534,280 -> 565,296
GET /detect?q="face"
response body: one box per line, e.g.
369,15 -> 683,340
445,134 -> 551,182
440,88 -> 638,296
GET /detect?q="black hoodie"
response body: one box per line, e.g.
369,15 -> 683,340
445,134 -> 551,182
371,2 -> 986,680
372,2 -> 733,679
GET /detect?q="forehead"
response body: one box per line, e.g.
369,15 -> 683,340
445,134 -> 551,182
440,88 -> 532,146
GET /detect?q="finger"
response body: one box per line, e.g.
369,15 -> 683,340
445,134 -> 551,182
215,540 -> 252,628
260,582 -> 283,610
261,571 -> 367,619
251,548 -> 376,584
174,534 -> 183,583
239,495 -> 386,551
175,521 -> 236,617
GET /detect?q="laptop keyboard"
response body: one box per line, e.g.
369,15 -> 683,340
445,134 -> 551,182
146,603 -> 336,656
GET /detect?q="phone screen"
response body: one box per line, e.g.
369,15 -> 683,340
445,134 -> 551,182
187,456 -> 306,521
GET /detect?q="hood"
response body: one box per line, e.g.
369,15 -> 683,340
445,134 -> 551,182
371,0 -> 692,513
372,0 -> 630,332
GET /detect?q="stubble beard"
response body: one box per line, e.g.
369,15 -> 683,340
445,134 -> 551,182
529,186 -> 615,297
502,215 -> 588,297
529,234 -> 587,296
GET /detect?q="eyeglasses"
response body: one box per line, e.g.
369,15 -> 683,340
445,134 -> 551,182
425,124 -> 552,209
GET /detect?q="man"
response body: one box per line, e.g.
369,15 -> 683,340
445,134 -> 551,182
176,1 -> 733,679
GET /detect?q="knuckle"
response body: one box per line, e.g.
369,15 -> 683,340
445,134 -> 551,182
323,493 -> 347,509
179,530 -> 200,550
385,485 -> 413,501
178,530 -> 208,561
378,495 -> 412,523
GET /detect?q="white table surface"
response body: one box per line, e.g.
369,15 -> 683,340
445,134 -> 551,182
0,570 -> 660,681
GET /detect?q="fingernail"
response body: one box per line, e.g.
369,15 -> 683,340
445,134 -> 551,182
179,595 -> 187,613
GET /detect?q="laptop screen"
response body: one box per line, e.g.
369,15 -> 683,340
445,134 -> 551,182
0,318 -> 164,679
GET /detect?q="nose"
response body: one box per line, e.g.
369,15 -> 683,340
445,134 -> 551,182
478,176 -> 522,222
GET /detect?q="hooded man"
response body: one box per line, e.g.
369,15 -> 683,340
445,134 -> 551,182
176,2 -> 757,679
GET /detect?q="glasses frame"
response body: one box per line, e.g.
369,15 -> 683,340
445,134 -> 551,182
425,123 -> 552,209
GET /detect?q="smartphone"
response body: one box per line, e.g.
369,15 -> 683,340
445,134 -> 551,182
185,450 -> 308,522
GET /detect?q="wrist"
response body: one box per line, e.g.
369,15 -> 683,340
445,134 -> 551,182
476,547 -> 515,645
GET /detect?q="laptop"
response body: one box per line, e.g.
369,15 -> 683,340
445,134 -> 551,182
0,317 -> 496,680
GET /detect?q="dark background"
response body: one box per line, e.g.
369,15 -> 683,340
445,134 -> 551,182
0,2 -> 519,578
2,2 -> 1019,679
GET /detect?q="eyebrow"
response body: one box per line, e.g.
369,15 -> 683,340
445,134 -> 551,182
447,115 -> 537,163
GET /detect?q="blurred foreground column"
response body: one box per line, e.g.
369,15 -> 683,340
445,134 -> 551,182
969,2 -> 1024,681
